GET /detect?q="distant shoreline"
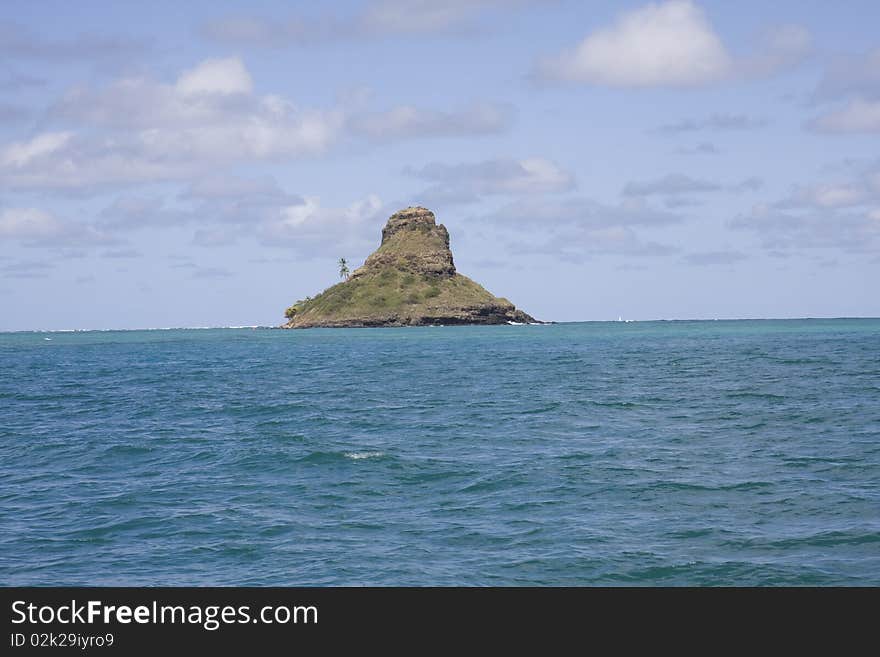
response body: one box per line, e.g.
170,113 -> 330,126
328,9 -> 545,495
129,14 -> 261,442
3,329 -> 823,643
2,317 -> 879,334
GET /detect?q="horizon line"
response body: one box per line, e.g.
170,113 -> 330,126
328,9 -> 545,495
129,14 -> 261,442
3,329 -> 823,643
2,316 -> 879,334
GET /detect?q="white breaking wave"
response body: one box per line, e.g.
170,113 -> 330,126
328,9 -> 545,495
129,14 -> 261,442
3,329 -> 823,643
344,451 -> 385,460
4,326 -> 269,334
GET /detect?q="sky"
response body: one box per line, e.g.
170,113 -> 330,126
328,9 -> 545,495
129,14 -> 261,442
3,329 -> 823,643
1,0 -> 879,330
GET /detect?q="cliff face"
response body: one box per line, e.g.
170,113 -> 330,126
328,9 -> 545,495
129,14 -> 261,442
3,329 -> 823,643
355,207 -> 456,278
282,206 -> 537,328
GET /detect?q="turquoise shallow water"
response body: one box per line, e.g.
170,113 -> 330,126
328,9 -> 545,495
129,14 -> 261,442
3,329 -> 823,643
1,319 -> 878,585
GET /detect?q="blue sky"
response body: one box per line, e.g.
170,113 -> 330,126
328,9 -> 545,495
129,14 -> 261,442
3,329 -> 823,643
1,0 -> 879,330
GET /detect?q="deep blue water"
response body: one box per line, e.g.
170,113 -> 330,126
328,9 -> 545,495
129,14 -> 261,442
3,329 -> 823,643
1,319 -> 879,586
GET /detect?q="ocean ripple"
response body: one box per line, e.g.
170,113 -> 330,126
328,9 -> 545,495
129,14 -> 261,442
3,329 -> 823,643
1,319 -> 879,585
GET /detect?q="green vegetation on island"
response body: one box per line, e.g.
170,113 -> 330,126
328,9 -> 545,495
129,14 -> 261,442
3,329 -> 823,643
282,207 -> 537,328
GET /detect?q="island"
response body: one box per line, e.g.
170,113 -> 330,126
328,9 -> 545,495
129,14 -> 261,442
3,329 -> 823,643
282,206 -> 538,328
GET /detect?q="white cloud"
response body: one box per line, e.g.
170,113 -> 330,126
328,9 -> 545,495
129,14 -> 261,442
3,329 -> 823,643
674,142 -> 719,156
808,47 -> 880,135
82,178 -> 385,256
731,204 -> 880,252
0,132 -> 73,167
657,113 -> 767,133
408,157 -> 575,204
3,62 -> 344,189
349,102 -> 511,140
682,250 -> 748,266
204,17 -> 299,46
269,195 -> 382,233
0,22 -> 149,61
191,266 -> 233,278
786,184 -> 869,209
53,74 -> 343,155
181,175 -> 296,204
98,196 -> 187,230
536,1 -> 732,86
2,184 -> 386,255
740,24 -> 811,78
204,1 -> 538,45
623,173 -> 761,197
1,58 -> 508,190
733,165 -> 880,252
175,57 -> 253,96
730,177 -> 764,193
814,48 -> 880,101
191,229 -> 239,247
535,1 -> 809,87
624,174 -> 721,196
1,260 -> 54,278
514,158 -> 574,192
259,194 -> 384,255
0,208 -> 65,239
509,226 -> 678,260
0,207 -> 110,245
483,196 -> 681,228
774,166 -> 880,213
360,0 -> 516,35
475,196 -> 684,260
809,99 -> 880,134
100,249 -> 142,259
0,133 -> 204,189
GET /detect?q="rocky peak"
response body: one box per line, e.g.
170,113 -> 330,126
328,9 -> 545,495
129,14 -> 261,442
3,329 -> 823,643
354,206 -> 456,278
380,206 -> 444,244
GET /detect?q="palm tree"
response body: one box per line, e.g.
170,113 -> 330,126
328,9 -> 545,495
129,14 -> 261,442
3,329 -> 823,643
338,257 -> 350,280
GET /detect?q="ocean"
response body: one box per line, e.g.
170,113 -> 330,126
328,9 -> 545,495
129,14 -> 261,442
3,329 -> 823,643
1,319 -> 878,586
